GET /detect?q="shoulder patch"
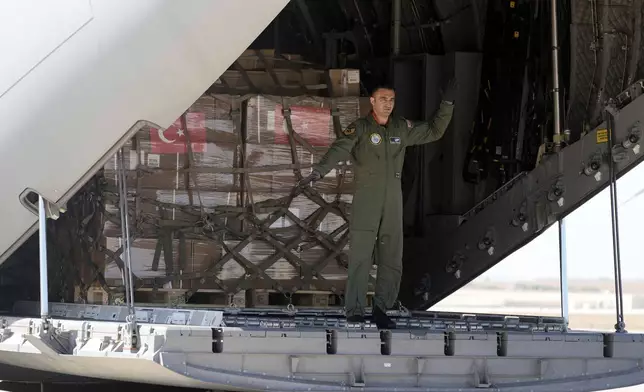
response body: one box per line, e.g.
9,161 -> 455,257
343,122 -> 356,136
404,118 -> 413,129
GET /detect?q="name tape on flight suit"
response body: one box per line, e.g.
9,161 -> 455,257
390,136 -> 401,144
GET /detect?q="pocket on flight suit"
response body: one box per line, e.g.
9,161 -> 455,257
348,183 -> 381,268
388,134 -> 405,159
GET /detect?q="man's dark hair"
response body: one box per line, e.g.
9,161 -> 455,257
370,83 -> 395,97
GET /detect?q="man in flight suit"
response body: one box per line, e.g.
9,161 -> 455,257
300,80 -> 457,329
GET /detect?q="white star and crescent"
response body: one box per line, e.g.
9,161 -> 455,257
157,128 -> 186,144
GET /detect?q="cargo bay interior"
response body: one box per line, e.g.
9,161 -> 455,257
1,0 -> 643,316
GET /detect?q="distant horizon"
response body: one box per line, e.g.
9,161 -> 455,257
462,161 -> 644,289
473,277 -> 644,282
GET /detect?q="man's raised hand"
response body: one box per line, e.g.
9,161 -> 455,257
442,78 -> 458,103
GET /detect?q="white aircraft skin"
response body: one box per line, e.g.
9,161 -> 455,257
0,0 -> 289,267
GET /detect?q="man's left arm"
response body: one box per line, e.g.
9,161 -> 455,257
405,78 -> 457,146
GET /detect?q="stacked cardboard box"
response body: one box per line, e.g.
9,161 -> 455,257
211,49 -> 361,98
95,96 -> 362,302
78,50 -> 371,306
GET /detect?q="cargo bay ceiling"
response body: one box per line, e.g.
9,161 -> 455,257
249,0 -> 573,198
250,0 -> 491,88
249,0 -> 643,158
2,0 -> 644,311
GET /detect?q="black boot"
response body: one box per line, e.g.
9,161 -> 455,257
347,314 -> 365,323
373,306 -> 396,330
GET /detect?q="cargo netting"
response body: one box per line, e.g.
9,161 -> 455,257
74,93 -> 374,306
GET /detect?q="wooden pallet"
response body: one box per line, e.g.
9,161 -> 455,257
75,285 -> 375,310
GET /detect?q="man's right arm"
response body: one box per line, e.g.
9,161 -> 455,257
312,121 -> 359,177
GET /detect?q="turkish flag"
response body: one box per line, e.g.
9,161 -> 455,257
150,112 -> 206,154
274,105 -> 331,147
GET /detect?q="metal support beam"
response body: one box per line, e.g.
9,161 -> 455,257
392,0 -> 402,56
552,0 -> 568,332
38,195 -> 48,322
410,82 -> 644,310
558,219 -> 569,330
551,0 -> 562,150
294,0 -> 324,63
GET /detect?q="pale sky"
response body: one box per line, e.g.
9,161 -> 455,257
471,160 -> 644,283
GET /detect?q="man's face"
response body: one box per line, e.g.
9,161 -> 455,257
370,88 -> 395,118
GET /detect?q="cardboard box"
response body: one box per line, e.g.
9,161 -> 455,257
328,69 -> 361,97
235,50 -> 305,71
97,93 -> 360,295
214,69 -> 327,96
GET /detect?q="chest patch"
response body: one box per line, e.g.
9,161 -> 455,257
369,133 -> 382,145
389,136 -> 401,144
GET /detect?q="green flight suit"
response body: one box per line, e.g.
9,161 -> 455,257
313,101 -> 455,317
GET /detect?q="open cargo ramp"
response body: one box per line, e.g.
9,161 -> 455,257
1,301 -> 644,391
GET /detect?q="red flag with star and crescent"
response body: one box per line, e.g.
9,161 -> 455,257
149,112 -> 206,154
274,104 -> 331,147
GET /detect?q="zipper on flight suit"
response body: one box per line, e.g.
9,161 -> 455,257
380,124 -> 389,233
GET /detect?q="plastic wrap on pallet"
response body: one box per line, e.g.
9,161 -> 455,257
103,237 -> 221,288
103,95 -> 239,191
217,239 -> 348,283
103,94 -> 360,194
96,93 -> 361,297
245,94 -> 360,194
318,193 -> 353,233
102,190 -> 239,238
246,94 -> 361,145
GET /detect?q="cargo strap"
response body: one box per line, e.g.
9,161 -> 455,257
79,93 -> 357,304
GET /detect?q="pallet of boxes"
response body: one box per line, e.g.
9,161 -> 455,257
76,50 -> 376,310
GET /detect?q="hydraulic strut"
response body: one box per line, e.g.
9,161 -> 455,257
605,102 -> 627,333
